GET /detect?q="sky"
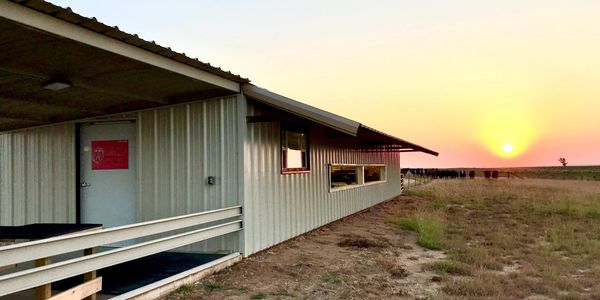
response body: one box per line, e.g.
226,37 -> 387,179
52,0 -> 600,168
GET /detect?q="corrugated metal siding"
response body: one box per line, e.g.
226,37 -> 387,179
137,96 -> 243,252
0,97 -> 242,253
0,94 -> 401,256
243,101 -> 402,255
0,124 -> 76,226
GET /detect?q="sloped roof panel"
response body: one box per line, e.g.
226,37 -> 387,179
243,84 -> 438,156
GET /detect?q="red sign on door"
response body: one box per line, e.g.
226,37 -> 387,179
91,140 -> 129,170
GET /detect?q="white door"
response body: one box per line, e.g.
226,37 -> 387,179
80,122 -> 136,231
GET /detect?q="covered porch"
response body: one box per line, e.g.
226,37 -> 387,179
1,1 -> 247,298
0,0 -> 245,133
0,207 -> 243,299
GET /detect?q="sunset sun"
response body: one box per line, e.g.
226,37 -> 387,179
479,108 -> 536,159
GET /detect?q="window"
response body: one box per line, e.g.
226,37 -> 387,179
281,127 -> 309,173
330,165 -> 362,189
364,165 -> 386,183
330,164 -> 387,191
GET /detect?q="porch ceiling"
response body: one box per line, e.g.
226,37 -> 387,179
0,16 -> 239,132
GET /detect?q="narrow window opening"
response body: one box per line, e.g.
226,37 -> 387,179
364,165 -> 386,183
329,164 -> 387,191
330,165 -> 361,189
281,126 -> 309,174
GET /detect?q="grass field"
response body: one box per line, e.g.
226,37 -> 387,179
164,177 -> 600,299
505,166 -> 600,181
404,178 -> 600,299
457,165 -> 600,181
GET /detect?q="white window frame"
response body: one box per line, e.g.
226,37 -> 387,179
281,126 -> 310,174
363,164 -> 387,186
329,163 -> 387,192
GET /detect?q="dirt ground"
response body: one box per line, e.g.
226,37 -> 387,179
165,196 -> 446,300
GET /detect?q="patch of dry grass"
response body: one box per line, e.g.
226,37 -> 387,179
442,274 -> 502,297
376,256 -> 409,278
405,178 -> 600,299
426,259 -> 473,276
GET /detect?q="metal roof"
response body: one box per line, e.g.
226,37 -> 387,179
0,0 -> 244,131
8,0 -> 249,84
242,84 -> 360,136
1,1 -> 438,156
242,84 -> 438,156
356,125 -> 439,156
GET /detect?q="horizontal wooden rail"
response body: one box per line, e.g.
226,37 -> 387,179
0,205 -> 242,266
0,220 -> 242,296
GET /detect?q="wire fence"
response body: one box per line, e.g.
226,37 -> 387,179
401,173 -> 432,192
400,169 -> 524,193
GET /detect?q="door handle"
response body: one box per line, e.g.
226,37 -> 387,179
80,182 -> 91,187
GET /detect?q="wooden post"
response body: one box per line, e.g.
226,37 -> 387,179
35,257 -> 52,299
82,248 -> 97,300
49,277 -> 102,300
400,174 -> 404,193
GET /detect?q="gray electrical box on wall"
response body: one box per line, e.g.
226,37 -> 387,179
207,176 -> 216,185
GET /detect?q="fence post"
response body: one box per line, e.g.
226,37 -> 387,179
400,174 -> 404,193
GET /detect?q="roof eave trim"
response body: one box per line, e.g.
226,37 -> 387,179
0,0 -> 240,92
358,125 -> 439,156
242,84 -> 360,136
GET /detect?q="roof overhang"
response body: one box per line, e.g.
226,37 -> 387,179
0,0 -> 248,132
357,125 -> 439,156
243,84 -> 438,156
242,84 -> 360,136
0,0 -> 438,157
0,1 -> 245,90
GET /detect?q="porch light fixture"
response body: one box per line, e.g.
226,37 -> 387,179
42,79 -> 72,91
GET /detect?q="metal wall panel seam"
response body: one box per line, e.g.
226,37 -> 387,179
269,124 -> 276,247
9,134 -> 14,225
152,110 -> 160,218
169,107 -> 175,216
40,132 -> 49,224
219,99 -> 226,250
186,104 -> 192,213
14,134 -> 24,225
26,133 -> 34,223
236,94 -> 248,255
219,99 -> 226,210
137,112 -> 143,221
202,101 -> 208,213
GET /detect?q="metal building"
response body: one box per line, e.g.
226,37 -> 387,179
0,1 -> 437,298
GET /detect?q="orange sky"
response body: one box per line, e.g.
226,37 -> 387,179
54,1 -> 600,167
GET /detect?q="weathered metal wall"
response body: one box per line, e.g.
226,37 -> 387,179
0,124 -> 76,226
243,100 -> 402,255
0,96 -> 244,253
0,94 -> 401,256
136,96 -> 244,252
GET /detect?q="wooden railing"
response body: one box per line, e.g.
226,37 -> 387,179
0,206 -> 243,298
